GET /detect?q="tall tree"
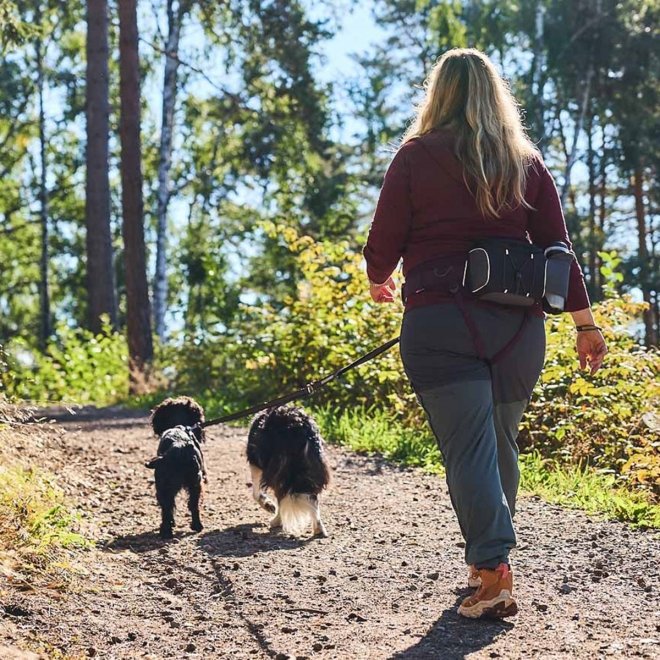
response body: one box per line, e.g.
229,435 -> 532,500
118,0 -> 153,387
34,10 -> 50,350
611,0 -> 659,345
153,0 -> 191,341
85,0 -> 117,333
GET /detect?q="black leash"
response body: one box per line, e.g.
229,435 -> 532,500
200,337 -> 400,428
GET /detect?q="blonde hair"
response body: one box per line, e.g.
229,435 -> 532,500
402,48 -> 539,218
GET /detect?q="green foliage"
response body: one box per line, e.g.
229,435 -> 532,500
0,0 -> 38,49
165,223 -> 409,415
0,463 -> 90,582
2,318 -> 128,404
521,295 -> 659,497
519,452 -> 659,529
313,405 -> 442,473
159,227 -> 658,500
312,405 -> 659,529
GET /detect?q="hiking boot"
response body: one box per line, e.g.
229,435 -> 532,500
468,564 -> 481,588
458,563 -> 518,619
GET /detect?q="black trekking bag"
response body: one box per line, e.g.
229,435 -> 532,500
463,237 -> 574,313
464,238 -> 546,307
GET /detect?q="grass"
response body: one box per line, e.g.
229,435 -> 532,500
313,405 -> 443,473
0,454 -> 91,587
312,405 -> 660,530
519,451 -> 660,528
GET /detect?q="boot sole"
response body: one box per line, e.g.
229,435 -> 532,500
458,591 -> 518,619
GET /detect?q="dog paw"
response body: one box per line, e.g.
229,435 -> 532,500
258,494 -> 277,513
313,526 -> 328,539
191,521 -> 203,532
160,529 -> 174,540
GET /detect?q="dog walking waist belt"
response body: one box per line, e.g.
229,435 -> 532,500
402,238 -> 573,313
401,250 -> 532,366
201,337 -> 400,429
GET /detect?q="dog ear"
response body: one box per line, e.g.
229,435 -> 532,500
145,457 -> 161,469
150,402 -> 168,436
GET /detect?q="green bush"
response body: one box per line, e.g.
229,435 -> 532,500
165,225 -> 658,499
521,296 -> 659,496
166,222 -> 410,416
4,227 -> 657,503
0,464 -> 90,583
2,318 -> 129,405
310,405 -> 659,528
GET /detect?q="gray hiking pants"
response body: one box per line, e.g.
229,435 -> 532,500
400,301 -> 545,568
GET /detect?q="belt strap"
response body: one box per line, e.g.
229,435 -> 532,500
453,289 -> 529,365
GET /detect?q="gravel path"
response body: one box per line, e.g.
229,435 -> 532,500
1,407 -> 659,659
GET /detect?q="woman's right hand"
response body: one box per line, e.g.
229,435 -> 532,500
369,277 -> 396,303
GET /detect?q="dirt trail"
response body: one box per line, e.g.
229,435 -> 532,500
1,407 -> 659,659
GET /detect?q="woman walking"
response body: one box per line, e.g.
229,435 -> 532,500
364,48 -> 607,619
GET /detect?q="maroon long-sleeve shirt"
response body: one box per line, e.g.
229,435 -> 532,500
364,129 -> 590,313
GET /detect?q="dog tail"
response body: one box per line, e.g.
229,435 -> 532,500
278,494 -> 317,536
151,396 -> 205,437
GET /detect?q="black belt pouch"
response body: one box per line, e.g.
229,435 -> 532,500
465,238 -> 545,307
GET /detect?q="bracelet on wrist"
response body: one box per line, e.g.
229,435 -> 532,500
576,324 -> 602,333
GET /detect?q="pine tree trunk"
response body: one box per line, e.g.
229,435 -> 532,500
86,0 -> 117,333
560,66 -> 593,207
587,115 -> 597,300
632,165 -> 656,346
596,125 -> 607,300
153,0 -> 187,341
529,2 -> 547,150
36,35 -> 51,351
118,0 -> 154,389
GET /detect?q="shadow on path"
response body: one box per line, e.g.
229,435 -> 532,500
103,530 -> 172,553
28,405 -> 148,425
197,523 -> 313,558
390,589 -> 513,659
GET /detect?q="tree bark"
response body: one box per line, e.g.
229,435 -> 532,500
560,65 -> 593,207
596,124 -> 607,300
632,165 -> 656,346
86,0 -> 118,333
36,34 -> 51,351
153,0 -> 189,341
118,0 -> 154,388
529,2 -> 547,151
586,113 -> 597,300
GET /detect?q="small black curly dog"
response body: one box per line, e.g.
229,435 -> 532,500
247,405 -> 331,538
145,396 -> 207,539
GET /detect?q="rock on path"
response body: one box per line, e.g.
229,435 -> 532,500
1,407 -> 659,659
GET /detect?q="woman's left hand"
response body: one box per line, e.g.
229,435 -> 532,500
576,329 -> 608,374
369,277 -> 396,303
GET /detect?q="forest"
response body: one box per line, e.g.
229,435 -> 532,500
0,1 -> 658,510
0,2 -> 659,657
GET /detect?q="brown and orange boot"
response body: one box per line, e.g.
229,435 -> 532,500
468,564 -> 481,588
458,563 -> 517,619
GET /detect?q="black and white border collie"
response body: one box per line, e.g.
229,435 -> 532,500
247,405 -> 330,538
145,396 -> 207,539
